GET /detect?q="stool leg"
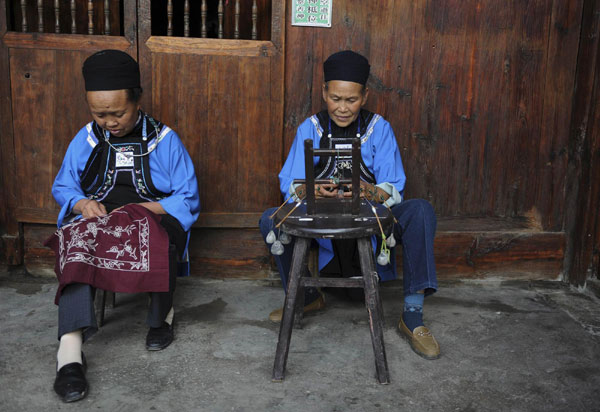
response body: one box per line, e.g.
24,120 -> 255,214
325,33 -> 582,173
357,237 -> 390,384
272,237 -> 310,382
294,253 -> 310,329
293,282 -> 306,329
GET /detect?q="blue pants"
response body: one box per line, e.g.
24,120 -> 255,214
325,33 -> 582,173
259,198 -> 438,301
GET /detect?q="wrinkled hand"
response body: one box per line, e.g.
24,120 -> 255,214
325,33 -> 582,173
294,182 -> 346,199
74,199 -> 107,219
294,181 -> 389,202
315,183 -> 341,198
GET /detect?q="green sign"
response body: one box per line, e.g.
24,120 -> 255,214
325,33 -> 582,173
292,0 -> 332,28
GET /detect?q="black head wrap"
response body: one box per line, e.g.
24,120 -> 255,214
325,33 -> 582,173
82,49 -> 140,91
323,50 -> 370,85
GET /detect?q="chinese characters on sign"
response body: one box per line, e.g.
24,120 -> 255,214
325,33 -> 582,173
292,0 -> 332,28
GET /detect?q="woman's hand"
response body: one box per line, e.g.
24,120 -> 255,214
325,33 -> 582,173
73,199 -> 107,219
294,182 -> 343,199
294,181 -> 389,202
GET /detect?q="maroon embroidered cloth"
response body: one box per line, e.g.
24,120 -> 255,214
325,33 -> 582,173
45,204 -> 170,304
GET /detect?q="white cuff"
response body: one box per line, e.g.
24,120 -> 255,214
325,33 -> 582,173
377,182 -> 403,207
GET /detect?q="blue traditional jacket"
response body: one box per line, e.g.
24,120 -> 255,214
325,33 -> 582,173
279,110 -> 406,281
52,115 -> 200,233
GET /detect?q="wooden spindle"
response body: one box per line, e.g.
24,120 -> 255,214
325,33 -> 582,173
38,0 -> 44,32
20,0 -> 28,32
54,0 -> 60,33
88,0 -> 94,34
167,0 -> 173,36
104,0 -> 110,35
218,0 -> 223,39
184,0 -> 190,37
252,0 -> 258,40
234,0 -> 240,39
71,0 -> 76,33
201,0 -> 207,38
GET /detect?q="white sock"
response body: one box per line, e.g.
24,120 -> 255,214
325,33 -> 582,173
57,330 -> 83,371
164,307 -> 174,325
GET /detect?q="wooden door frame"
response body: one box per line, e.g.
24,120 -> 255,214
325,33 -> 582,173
0,0 -> 19,263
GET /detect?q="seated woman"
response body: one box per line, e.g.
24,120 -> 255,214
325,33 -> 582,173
259,50 -> 439,361
46,50 -> 200,402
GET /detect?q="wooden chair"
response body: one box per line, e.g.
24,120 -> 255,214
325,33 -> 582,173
272,138 -> 394,384
94,289 -> 115,327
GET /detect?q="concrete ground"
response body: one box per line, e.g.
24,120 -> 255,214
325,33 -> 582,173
1,272 -> 599,412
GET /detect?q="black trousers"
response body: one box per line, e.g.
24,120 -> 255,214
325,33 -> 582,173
57,215 -> 185,341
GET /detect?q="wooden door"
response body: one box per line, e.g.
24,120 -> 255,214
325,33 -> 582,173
1,0 -> 137,227
137,1 -> 285,277
0,1 -> 285,277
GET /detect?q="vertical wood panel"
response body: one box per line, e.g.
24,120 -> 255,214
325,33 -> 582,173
205,55 -> 239,211
537,1 -> 584,230
10,48 -> 56,209
236,56 -> 279,208
564,0 -> 600,285
0,0 -> 18,234
150,52 -> 209,209
52,50 -> 89,199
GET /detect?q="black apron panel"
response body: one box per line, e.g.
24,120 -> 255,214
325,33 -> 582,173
81,114 -> 170,206
313,109 -> 377,184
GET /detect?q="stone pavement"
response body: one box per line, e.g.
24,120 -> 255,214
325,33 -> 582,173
1,272 -> 599,412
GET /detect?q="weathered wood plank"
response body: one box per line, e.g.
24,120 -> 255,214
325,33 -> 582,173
205,55 -> 239,211
236,56 -> 280,209
137,0 -> 153,112
10,48 -> 56,210
146,36 -> 275,57
2,31 -> 131,51
536,1 -> 585,230
563,0 -> 600,285
188,228 -> 272,279
268,0 -> 285,205
0,0 -> 18,236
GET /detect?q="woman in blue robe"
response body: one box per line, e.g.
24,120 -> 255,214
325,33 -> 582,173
50,50 -> 200,403
259,50 -> 440,361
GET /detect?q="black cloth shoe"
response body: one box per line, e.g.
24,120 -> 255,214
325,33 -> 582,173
54,353 -> 88,403
146,322 -> 174,351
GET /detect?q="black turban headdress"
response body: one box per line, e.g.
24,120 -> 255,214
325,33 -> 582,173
82,49 -> 140,91
323,50 -> 370,85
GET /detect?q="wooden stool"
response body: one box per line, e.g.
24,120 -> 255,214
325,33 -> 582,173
271,138 -> 394,384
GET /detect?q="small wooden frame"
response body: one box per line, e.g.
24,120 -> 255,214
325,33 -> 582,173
300,138 -> 361,215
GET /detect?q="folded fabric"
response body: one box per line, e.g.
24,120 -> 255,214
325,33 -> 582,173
45,204 -> 170,304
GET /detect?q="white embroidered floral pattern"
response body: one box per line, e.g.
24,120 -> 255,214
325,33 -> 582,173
57,211 -> 150,272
